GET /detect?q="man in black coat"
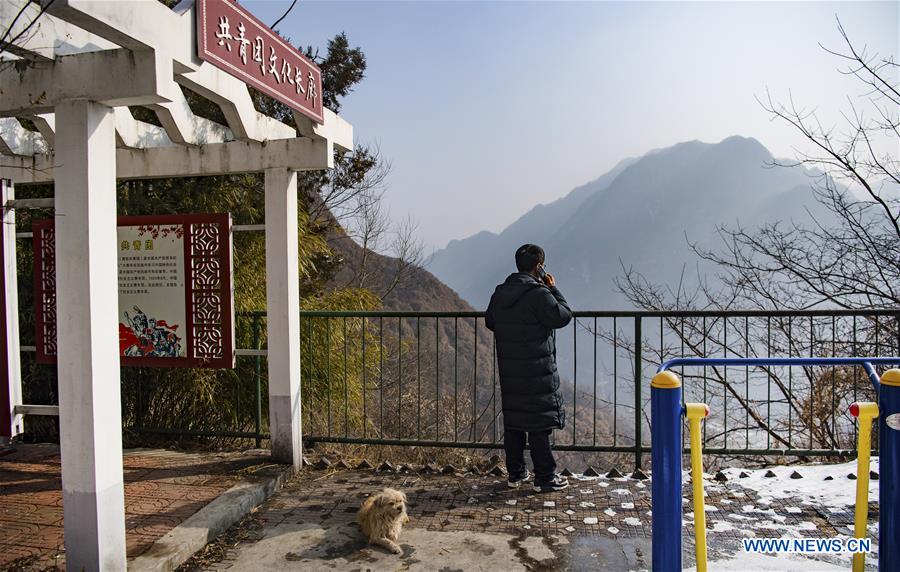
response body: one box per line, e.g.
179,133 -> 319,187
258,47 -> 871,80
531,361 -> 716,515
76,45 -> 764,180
485,244 -> 572,492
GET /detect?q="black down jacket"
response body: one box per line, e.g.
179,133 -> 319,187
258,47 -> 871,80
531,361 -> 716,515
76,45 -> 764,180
485,272 -> 573,432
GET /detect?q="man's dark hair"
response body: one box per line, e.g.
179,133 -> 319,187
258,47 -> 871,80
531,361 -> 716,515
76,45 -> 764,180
515,244 -> 545,272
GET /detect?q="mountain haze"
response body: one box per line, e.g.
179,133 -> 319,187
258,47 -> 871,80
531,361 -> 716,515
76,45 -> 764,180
428,136 -> 826,310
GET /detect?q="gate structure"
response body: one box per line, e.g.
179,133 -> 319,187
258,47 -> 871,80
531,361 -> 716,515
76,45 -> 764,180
0,1 -> 353,568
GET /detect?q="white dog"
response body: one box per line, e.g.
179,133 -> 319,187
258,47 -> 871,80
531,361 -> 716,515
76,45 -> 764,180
357,488 -> 410,554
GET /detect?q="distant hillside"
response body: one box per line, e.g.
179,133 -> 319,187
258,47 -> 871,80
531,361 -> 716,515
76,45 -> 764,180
428,136 -> 827,311
329,233 -> 476,313
328,233 -> 498,441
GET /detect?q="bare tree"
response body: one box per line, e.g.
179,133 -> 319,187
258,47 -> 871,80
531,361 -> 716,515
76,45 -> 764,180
613,19 -> 897,456
378,215 -> 425,300
341,187 -> 390,289
310,144 -> 391,226
695,18 -> 898,312
305,143 -> 425,299
613,265 -> 878,455
1,0 -> 57,72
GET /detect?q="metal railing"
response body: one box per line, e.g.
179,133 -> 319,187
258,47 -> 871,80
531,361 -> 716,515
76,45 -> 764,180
298,309 -> 900,469
124,311 -> 270,444
29,307 -> 894,467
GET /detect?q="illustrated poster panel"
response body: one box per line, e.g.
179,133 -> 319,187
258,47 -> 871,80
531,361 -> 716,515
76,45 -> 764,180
117,225 -> 187,359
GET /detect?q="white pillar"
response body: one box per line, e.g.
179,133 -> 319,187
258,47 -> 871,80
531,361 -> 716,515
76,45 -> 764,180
264,167 -> 302,469
55,99 -> 126,571
1,179 -> 22,440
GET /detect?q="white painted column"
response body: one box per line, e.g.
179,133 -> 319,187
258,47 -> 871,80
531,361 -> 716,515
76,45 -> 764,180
264,167 -> 302,469
55,99 -> 126,571
1,179 -> 22,440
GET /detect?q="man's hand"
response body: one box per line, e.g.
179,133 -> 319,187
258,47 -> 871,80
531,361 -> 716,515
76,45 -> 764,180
543,273 -> 556,287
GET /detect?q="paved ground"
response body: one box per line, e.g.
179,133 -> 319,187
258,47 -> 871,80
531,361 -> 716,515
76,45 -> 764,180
180,460 -> 877,571
0,446 -> 878,571
0,444 -> 283,571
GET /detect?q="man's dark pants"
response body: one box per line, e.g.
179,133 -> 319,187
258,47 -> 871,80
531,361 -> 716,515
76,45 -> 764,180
504,428 -> 556,484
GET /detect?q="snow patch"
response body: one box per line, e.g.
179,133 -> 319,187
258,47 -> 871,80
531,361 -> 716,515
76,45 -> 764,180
684,552 -> 849,571
708,520 -> 738,533
721,459 -> 878,509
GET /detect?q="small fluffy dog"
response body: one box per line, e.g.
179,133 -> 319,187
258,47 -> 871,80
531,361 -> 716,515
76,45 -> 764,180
357,487 -> 410,555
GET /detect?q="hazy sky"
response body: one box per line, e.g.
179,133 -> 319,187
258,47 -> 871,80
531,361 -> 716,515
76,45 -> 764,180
246,1 -> 898,251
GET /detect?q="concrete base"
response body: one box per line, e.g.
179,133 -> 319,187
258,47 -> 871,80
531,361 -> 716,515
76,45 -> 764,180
129,466 -> 292,572
213,522 -> 651,571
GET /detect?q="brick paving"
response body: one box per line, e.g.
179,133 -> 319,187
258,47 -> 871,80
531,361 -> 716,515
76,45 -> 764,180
0,444 -> 283,571
182,461 -> 879,570
0,447 -> 878,571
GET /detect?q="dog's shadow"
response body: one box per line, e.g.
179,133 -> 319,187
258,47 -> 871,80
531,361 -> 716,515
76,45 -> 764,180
283,522 -> 414,563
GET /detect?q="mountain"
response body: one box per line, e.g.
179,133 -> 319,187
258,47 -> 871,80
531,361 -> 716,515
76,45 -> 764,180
329,232 -> 477,313
427,136 -> 826,311
427,156 -> 638,310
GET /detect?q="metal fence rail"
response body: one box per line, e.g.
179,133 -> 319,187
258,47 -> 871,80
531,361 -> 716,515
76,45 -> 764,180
298,309 -> 900,469
25,307 -> 895,469
124,311 -> 269,444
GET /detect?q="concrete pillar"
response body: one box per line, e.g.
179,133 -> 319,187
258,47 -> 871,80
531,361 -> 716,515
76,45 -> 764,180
1,179 -> 22,441
264,167 -> 302,469
55,99 -> 126,571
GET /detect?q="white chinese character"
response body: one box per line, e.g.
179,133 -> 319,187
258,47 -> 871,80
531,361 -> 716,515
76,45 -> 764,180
268,47 -> 281,82
282,60 -> 293,85
236,22 -> 251,65
215,16 -> 233,51
306,71 -> 317,104
253,37 -> 265,75
295,66 -> 305,95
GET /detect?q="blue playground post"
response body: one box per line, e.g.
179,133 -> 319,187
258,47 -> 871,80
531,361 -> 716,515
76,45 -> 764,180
653,357 -> 900,571
879,369 -> 900,572
651,370 -> 682,572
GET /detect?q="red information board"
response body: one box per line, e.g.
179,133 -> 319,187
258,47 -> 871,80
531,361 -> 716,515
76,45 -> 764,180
33,214 -> 235,369
197,0 -> 324,124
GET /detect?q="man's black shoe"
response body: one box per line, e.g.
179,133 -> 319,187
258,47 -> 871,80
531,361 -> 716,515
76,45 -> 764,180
533,474 -> 569,493
507,469 -> 532,489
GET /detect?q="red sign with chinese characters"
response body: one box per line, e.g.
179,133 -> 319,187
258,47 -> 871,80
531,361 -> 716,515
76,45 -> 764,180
197,0 -> 324,124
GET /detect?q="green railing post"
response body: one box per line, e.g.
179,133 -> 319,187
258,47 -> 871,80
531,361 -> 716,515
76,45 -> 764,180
634,316 -> 643,471
253,313 -> 262,448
